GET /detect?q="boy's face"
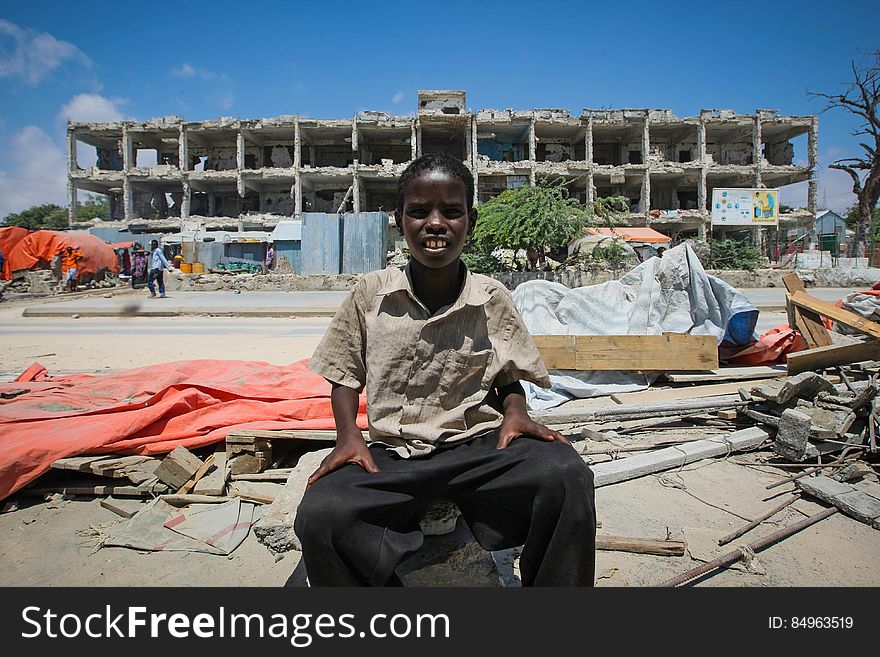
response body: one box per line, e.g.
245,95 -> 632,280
395,171 -> 476,270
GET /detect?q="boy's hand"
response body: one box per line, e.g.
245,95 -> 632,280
307,435 -> 379,486
496,409 -> 570,449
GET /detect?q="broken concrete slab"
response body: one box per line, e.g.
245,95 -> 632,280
774,408 -> 812,461
253,448 -> 331,553
796,475 -> 880,528
752,372 -> 836,405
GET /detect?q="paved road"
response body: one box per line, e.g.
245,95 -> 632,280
12,286 -> 865,318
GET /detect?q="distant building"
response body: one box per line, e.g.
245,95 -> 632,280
67,90 -> 818,242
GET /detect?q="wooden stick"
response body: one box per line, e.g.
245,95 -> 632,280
717,494 -> 800,546
657,507 -> 838,587
596,535 -> 686,556
176,453 -> 216,495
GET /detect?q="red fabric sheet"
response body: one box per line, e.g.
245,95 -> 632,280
0,226 -> 29,280
0,359 -> 366,501
7,230 -> 120,278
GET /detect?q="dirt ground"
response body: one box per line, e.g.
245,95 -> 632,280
1,295 -> 878,587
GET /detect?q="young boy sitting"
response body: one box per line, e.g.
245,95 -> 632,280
296,152 -> 596,586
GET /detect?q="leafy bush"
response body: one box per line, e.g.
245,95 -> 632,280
708,237 -> 762,270
460,249 -> 502,273
591,240 -> 627,268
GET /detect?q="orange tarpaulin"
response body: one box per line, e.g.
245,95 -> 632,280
0,226 -> 29,280
0,359 -> 367,501
584,227 -> 671,243
7,230 -> 120,278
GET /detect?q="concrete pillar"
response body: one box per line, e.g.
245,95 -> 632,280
753,115 -> 762,184
464,115 -> 472,165
294,118 -> 302,169
67,126 -> 78,172
352,171 -> 361,213
808,116 -> 819,214
641,172 -> 650,215
179,125 -> 189,171
294,172 -> 302,218
471,116 -> 479,206
236,131 -> 246,198
528,117 -> 536,161
698,118 -> 709,237
415,119 -> 422,159
68,179 -> 77,226
585,115 -> 594,165
122,125 -> 132,172
641,116 -> 650,163
410,119 -> 417,161
181,180 -> 191,219
585,172 -> 594,206
351,118 -> 359,163
123,178 -> 133,221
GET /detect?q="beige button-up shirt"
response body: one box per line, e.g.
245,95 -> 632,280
308,263 -> 551,457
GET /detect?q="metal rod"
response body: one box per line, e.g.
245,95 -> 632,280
766,446 -> 864,490
657,507 -> 838,587
717,493 -> 800,546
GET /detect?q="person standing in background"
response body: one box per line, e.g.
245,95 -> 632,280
147,239 -> 172,298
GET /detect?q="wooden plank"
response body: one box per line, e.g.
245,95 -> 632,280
664,366 -> 786,383
596,535 -> 686,556
193,449 -> 227,496
50,455 -> 117,473
590,427 -> 770,487
21,483 -> 152,497
226,429 -> 348,442
154,446 -> 204,489
788,290 -> 880,339
786,340 -> 880,375
231,469 -> 293,482
610,380 -> 778,405
782,273 -> 832,348
228,481 -> 282,505
99,497 -> 145,519
532,334 -> 718,371
90,455 -> 152,478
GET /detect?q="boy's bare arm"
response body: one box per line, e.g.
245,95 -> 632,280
495,381 -> 570,449
307,382 -> 379,485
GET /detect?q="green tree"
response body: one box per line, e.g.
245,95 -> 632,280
2,204 -> 68,230
708,236 -> 762,270
76,194 -> 110,221
471,180 -> 589,263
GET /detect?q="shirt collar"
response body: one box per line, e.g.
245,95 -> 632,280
377,260 -> 491,309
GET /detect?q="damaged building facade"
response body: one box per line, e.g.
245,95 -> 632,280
68,90 -> 817,238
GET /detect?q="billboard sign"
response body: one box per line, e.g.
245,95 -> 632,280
711,188 -> 779,226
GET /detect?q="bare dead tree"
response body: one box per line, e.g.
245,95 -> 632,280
809,50 -> 880,257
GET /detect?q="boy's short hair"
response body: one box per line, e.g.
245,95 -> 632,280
397,152 -> 474,211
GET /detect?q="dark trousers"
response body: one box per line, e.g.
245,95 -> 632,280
147,268 -> 165,295
294,434 -> 596,587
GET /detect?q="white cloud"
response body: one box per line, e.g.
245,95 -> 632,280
58,93 -> 126,123
0,19 -> 90,85
170,63 -> 198,78
392,91 -> 404,104
0,126 -> 67,218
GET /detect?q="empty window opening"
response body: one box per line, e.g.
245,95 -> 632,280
135,149 -> 159,168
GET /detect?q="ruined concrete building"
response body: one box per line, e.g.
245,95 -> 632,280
68,90 -> 817,236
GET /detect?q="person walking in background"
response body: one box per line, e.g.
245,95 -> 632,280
147,239 -> 172,298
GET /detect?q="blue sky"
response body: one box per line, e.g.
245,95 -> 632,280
1,0 -> 878,217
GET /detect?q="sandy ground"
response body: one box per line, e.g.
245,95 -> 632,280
0,294 -> 877,587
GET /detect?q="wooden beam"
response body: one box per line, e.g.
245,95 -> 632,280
596,535 -> 686,556
664,366 -> 786,383
786,340 -> 880,375
782,273 -> 832,348
533,334 -> 718,371
176,453 -> 216,495
788,290 -> 880,339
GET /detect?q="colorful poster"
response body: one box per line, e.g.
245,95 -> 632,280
711,188 -> 779,226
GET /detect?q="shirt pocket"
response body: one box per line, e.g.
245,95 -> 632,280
437,349 -> 493,411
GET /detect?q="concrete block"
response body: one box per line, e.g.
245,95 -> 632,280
774,408 -> 813,461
